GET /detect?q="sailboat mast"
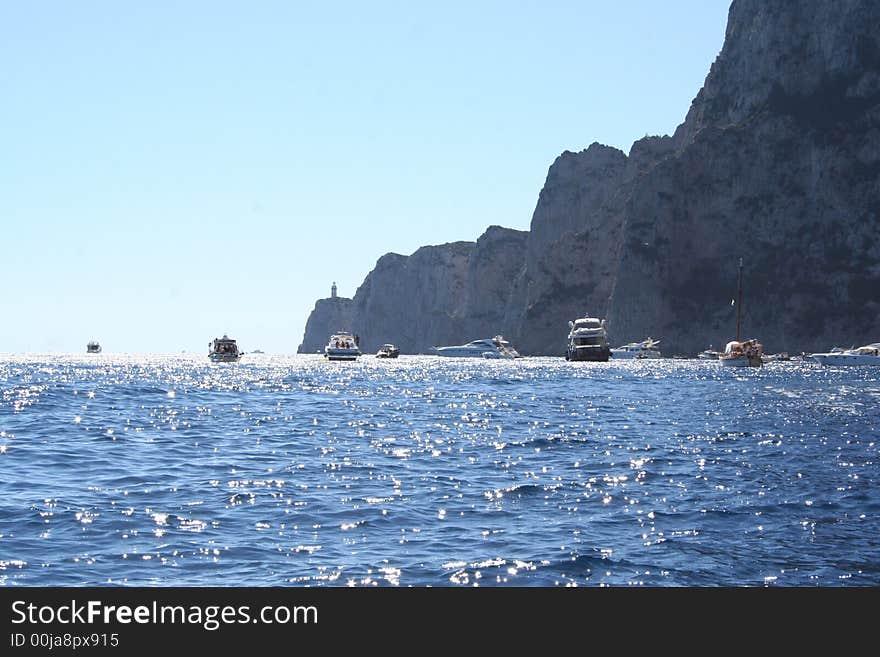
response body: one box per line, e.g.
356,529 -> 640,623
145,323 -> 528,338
736,257 -> 743,342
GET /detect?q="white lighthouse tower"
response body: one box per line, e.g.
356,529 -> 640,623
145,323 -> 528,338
331,281 -> 337,299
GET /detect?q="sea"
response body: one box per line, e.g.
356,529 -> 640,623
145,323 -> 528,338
1,353 -> 878,587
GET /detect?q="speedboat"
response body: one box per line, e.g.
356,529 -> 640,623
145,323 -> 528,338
720,339 -> 763,367
209,334 -> 242,362
325,331 -> 361,361
431,336 -> 520,359
811,343 -> 880,366
376,344 -> 400,359
565,315 -> 610,361
697,348 -> 720,360
610,338 -> 661,359
86,341 -> 102,354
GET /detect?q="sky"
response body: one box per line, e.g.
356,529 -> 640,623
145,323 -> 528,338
1,1 -> 731,353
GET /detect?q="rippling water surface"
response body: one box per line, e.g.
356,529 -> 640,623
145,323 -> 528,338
1,353 -> 877,586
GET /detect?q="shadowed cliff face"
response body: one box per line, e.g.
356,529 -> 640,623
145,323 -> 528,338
348,241 -> 474,354
609,0 -> 880,354
297,227 -> 528,354
301,0 -> 880,356
297,297 -> 354,354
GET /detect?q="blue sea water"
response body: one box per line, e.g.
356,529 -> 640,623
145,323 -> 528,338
0,353 -> 877,587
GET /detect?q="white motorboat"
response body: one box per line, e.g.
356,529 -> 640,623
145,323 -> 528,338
376,344 -> 400,359
431,336 -> 520,359
610,338 -> 661,359
565,315 -> 610,361
719,258 -> 762,368
209,334 -> 242,362
325,331 -> 361,361
86,340 -> 102,354
811,343 -> 880,366
697,348 -> 720,360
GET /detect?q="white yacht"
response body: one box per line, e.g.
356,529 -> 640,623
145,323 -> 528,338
565,315 -> 610,361
209,334 -> 242,362
325,331 -> 361,361
697,348 -> 720,360
376,344 -> 400,359
431,336 -> 520,359
811,343 -> 880,366
610,338 -> 661,359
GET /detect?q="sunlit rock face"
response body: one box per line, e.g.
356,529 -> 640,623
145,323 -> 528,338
302,0 -> 880,356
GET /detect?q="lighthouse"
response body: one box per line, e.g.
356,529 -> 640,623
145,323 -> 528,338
331,282 -> 337,299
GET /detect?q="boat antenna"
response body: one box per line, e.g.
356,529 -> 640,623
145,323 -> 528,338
736,257 -> 743,342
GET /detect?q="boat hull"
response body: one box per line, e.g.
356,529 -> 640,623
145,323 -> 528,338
326,349 -> 360,361
811,354 -> 880,366
610,350 -> 661,359
432,349 -> 513,359
720,355 -> 762,368
566,346 -> 610,362
209,353 -> 241,362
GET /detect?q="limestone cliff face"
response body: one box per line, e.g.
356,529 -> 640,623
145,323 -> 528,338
297,296 -> 354,354
301,0 -> 880,356
608,0 -> 880,353
348,241 -> 474,353
461,226 -> 529,341
298,227 -> 529,354
512,138 -> 675,354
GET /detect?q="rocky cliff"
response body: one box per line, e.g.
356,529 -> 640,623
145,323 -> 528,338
297,296 -> 354,354
607,0 -> 880,353
297,227 -> 529,354
300,0 -> 880,356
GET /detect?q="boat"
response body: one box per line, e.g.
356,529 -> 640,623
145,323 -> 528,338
810,343 -> 880,366
719,258 -> 763,368
86,341 -> 102,354
610,338 -> 661,359
721,338 -> 763,367
431,336 -> 520,359
697,348 -> 720,360
325,331 -> 361,361
208,334 -> 242,362
376,344 -> 400,359
565,315 -> 610,362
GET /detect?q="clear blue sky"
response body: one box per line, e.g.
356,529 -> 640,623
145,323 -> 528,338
1,1 -> 730,353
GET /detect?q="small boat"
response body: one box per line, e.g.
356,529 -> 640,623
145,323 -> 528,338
610,338 -> 661,359
720,258 -> 762,368
811,343 -> 880,366
209,334 -> 242,362
376,344 -> 400,359
325,331 -> 361,361
86,341 -> 102,354
720,338 -> 763,367
431,336 -> 520,359
697,348 -> 720,360
565,315 -> 610,362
